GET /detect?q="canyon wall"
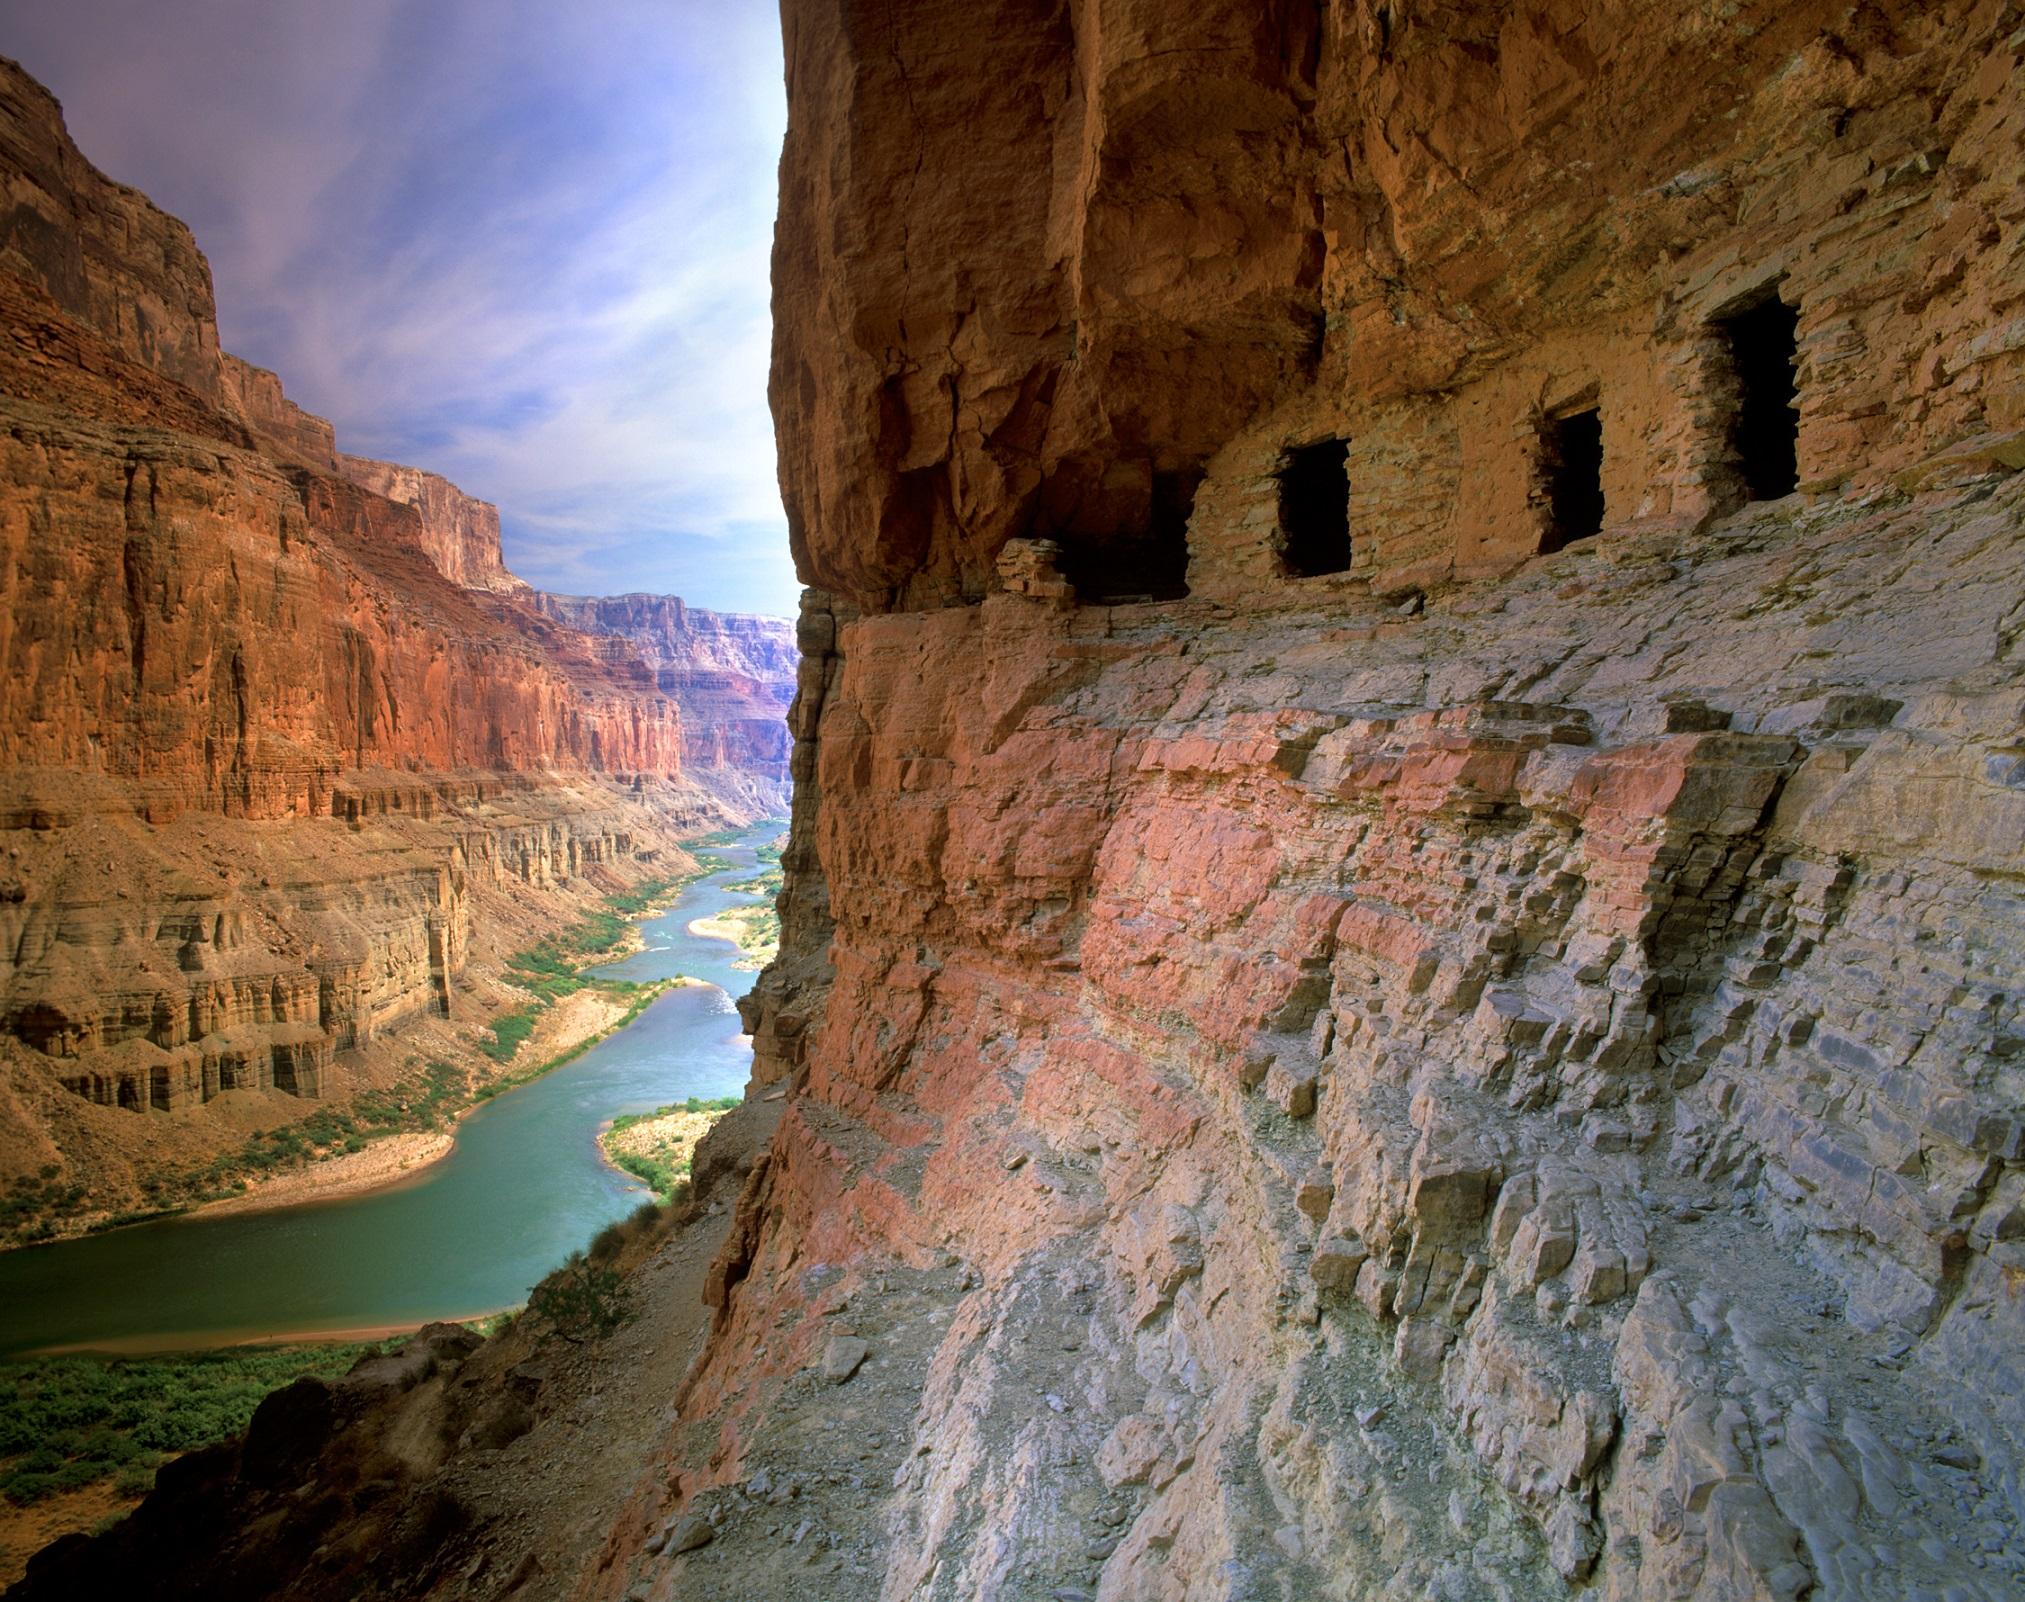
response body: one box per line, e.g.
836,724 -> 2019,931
0,55 -> 788,1226
6,8 -> 2021,1600
530,591 -> 797,798
336,453 -> 525,593
0,62 -> 223,400
587,5 -> 2024,1602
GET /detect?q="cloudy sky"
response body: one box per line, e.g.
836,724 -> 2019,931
1,0 -> 798,616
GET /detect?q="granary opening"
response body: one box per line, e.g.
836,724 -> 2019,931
1717,295 -> 1799,500
1054,470 -> 1195,603
1538,407 -> 1604,554
1278,439 -> 1350,577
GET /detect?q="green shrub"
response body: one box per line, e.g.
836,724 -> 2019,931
612,1150 -> 684,1198
0,1343 -> 382,1505
527,1253 -> 630,1344
478,1009 -> 540,1063
587,1216 -> 629,1261
112,1458 -> 159,1497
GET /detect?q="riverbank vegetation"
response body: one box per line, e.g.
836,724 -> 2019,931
688,903 -> 779,968
2,860 -> 705,1249
470,981 -> 677,1106
0,1058 -> 480,1249
695,834 -> 784,968
2,826 -> 786,1251
599,1097 -> 739,1201
477,869 -> 690,1064
185,833 -> 763,1198
0,1340 -> 387,1578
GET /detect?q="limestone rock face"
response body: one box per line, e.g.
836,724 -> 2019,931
643,5 -> 2025,1601
688,502 -> 2025,1602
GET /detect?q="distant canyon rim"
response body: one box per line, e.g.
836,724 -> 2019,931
4,3 -> 2025,1602
0,53 -> 795,1242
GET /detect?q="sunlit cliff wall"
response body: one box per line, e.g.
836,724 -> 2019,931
0,55 -> 780,1203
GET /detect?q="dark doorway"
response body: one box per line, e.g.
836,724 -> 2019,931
1539,408 -> 1604,554
1718,296 -> 1799,500
1277,439 -> 1351,577
1054,470 -> 1196,603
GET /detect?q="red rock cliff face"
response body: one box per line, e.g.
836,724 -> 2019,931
0,61 -> 223,399
530,591 -> 797,800
0,56 -> 764,1218
0,397 -> 686,818
771,0 -> 2022,608
0,59 -> 690,813
336,452 -> 526,593
597,6 -> 2025,1602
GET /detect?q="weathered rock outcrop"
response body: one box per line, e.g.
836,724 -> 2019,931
0,62 -> 223,400
336,453 -> 525,593
771,0 -> 2022,609
615,5 -> 2023,1601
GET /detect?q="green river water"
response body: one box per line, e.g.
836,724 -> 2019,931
0,823 -> 783,1356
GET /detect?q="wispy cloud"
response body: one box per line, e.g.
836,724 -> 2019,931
0,0 -> 797,616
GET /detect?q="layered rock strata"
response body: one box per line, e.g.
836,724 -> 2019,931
4,776 -> 659,1120
629,4 -> 2025,1601
336,453 -> 526,594
0,55 -> 787,1221
530,592 -> 798,802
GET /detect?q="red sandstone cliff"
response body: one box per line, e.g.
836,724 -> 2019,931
335,452 -> 525,593
639,5 -> 2025,1600
0,55 -> 784,1226
0,63 -> 223,399
529,592 -> 796,799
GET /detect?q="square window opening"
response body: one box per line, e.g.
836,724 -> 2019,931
1055,470 -> 1196,604
1539,407 -> 1604,554
1277,439 -> 1351,577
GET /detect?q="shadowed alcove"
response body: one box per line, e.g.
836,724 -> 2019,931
1050,469 -> 1197,603
1538,407 -> 1604,554
1277,439 -> 1351,577
1716,295 -> 1800,500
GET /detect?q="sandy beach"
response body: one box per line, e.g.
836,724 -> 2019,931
34,1311 -> 513,1357
195,1131 -> 457,1219
686,907 -> 774,967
